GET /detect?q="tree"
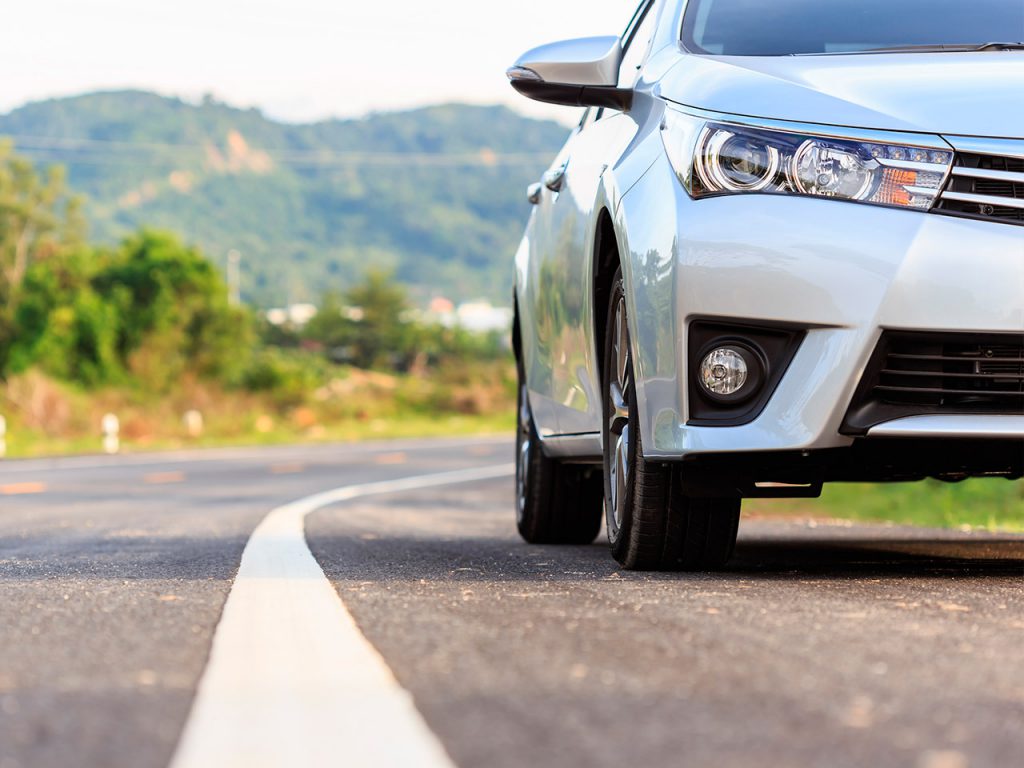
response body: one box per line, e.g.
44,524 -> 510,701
93,230 -> 253,390
302,290 -> 353,359
303,270 -> 414,370
8,248 -> 122,385
8,226 -> 253,390
0,144 -> 86,376
344,268 -> 414,369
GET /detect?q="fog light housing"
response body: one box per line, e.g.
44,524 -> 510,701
688,322 -> 804,426
695,341 -> 766,406
699,347 -> 749,397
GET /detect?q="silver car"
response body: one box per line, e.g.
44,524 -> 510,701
508,0 -> 1024,570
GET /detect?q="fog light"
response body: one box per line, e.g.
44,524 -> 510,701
688,322 -> 800,425
699,347 -> 750,398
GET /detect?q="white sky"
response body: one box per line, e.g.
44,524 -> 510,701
2,0 -> 637,123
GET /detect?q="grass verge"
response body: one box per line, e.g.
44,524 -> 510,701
746,478 -> 1024,533
1,365 -> 516,459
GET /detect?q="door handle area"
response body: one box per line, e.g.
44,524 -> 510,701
542,161 -> 568,192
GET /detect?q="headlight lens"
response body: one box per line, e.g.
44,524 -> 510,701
700,131 -> 782,192
662,109 -> 953,211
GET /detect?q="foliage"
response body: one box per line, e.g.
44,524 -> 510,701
299,270 -> 508,373
413,324 -> 508,367
11,250 -> 122,385
0,140 -> 87,374
92,230 -> 252,389
4,185 -> 251,390
0,92 -> 569,305
342,269 -> 413,368
302,270 -> 417,369
0,143 -> 513,444
240,348 -> 323,407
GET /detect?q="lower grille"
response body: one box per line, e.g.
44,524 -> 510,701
842,331 -> 1024,434
936,152 -> 1024,225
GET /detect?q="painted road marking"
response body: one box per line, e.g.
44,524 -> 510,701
0,435 -> 510,475
269,463 -> 305,475
170,462 -> 515,768
144,471 -> 186,485
0,482 -> 46,496
374,451 -> 407,465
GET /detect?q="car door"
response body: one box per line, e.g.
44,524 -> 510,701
519,115 -> 588,439
528,0 -> 660,437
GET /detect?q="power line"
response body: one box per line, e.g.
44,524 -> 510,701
3,133 -> 554,168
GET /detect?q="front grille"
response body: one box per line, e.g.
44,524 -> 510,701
842,331 -> 1024,434
935,152 -> 1024,225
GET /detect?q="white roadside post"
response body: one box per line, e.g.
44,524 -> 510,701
183,410 -> 204,439
101,413 -> 120,455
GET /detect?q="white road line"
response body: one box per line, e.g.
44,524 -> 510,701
0,435 -> 511,475
170,462 -> 515,768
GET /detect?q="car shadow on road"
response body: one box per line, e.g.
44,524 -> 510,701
727,536 -> 1024,578
307,531 -> 1023,584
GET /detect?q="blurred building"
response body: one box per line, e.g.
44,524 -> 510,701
265,303 -> 318,328
423,298 -> 513,333
454,301 -> 514,333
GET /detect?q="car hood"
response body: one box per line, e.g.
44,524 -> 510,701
658,53 -> 1024,139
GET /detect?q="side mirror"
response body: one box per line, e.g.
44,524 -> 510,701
527,182 -> 543,205
507,36 -> 633,111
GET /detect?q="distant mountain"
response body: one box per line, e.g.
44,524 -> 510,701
0,91 -> 569,305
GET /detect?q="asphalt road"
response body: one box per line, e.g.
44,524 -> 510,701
1,437 -> 1021,768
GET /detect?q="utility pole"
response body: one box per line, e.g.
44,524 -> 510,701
227,250 -> 242,307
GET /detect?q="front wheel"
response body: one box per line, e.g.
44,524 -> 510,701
601,269 -> 741,571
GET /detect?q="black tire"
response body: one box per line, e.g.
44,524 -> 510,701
515,358 -> 603,545
601,268 -> 741,571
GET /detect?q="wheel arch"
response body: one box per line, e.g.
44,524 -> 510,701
591,196 -> 670,463
512,290 -> 522,368
592,207 -> 622,390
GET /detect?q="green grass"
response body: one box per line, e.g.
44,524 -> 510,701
746,478 -> 1024,533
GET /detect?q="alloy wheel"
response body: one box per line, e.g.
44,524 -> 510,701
516,381 -> 531,525
606,295 -> 632,541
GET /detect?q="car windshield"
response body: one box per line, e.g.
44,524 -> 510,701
682,0 -> 1024,56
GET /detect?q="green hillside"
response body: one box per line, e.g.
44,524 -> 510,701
0,91 -> 569,305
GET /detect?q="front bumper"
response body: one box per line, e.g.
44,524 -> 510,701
617,152 -> 1024,460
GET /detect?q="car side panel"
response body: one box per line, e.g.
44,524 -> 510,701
515,92 -> 675,451
516,135 -> 574,439
537,112 -> 641,436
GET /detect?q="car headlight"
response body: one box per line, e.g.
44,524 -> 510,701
661,108 -> 953,211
